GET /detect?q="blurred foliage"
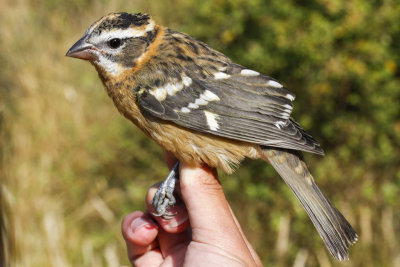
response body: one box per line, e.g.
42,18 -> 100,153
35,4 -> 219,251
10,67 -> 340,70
1,0 -> 399,266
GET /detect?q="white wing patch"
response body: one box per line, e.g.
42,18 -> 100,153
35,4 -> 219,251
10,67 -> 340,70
274,121 -> 287,129
240,69 -> 259,76
280,104 -> 293,119
194,98 -> 208,106
201,90 -> 220,101
280,112 -> 290,119
285,94 -> 295,101
166,82 -> 184,96
165,76 -> 191,96
266,80 -> 283,88
182,90 -> 220,112
150,76 -> 192,101
150,87 -> 167,101
188,103 -> 199,109
213,72 -> 231,80
180,107 -> 190,113
182,76 -> 192,86
283,104 -> 293,110
204,111 -> 219,131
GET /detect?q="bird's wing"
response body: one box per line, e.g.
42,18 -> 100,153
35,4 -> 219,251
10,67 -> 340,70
137,62 -> 324,155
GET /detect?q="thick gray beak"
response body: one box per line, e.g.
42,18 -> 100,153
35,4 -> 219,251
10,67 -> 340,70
66,35 -> 95,60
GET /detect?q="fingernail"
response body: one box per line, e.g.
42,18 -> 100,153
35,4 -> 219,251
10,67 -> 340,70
130,217 -> 155,233
165,207 -> 188,228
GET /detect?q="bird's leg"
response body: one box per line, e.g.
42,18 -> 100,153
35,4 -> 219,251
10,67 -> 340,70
151,161 -> 179,219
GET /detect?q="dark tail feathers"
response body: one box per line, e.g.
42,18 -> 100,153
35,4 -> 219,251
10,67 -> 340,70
264,148 -> 358,261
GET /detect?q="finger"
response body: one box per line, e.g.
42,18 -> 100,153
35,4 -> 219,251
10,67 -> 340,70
227,205 -> 262,266
146,184 -> 190,234
122,211 -> 159,246
130,249 -> 163,267
179,163 -> 254,258
121,211 -> 163,266
157,227 -> 190,265
146,186 -> 191,264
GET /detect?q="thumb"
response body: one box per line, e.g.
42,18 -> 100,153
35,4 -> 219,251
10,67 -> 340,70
179,163 -> 243,244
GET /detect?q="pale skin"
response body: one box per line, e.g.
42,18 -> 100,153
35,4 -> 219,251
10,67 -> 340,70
121,151 -> 262,267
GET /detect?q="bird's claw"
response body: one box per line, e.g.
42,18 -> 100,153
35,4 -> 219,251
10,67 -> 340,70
151,161 -> 179,219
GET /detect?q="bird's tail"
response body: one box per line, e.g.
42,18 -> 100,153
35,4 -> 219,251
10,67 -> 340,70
263,148 -> 358,261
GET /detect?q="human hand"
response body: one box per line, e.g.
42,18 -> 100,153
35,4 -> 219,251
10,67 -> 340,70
121,152 -> 262,267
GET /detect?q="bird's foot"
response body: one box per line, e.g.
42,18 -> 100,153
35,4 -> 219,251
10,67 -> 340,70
151,161 -> 180,219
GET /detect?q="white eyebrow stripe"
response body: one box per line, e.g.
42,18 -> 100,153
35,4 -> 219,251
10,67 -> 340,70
91,21 -> 155,43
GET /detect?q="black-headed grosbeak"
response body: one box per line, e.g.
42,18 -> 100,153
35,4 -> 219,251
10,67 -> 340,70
66,12 -> 357,260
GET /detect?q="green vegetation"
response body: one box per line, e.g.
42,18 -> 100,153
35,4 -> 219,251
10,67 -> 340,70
1,0 -> 399,266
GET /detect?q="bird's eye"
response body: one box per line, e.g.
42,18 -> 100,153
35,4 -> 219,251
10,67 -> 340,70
108,38 -> 122,49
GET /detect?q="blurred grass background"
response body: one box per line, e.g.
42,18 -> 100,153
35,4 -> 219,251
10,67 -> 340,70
1,0 -> 399,266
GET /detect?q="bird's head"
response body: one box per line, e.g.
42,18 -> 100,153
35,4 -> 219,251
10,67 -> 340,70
66,12 -> 158,77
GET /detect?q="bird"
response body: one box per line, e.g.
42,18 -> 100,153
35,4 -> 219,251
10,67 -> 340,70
66,12 -> 358,261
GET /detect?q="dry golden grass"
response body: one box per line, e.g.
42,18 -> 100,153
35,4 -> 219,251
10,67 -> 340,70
1,1 -> 399,266
0,1 -> 167,266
